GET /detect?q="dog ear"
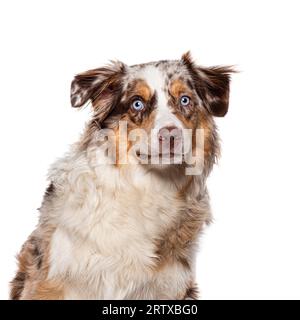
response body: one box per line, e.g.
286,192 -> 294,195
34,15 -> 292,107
182,52 -> 235,117
70,61 -> 126,109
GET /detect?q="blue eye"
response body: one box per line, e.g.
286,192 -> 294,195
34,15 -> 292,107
180,96 -> 190,106
132,99 -> 145,111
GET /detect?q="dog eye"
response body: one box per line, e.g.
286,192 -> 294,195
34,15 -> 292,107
132,99 -> 145,111
180,96 -> 190,106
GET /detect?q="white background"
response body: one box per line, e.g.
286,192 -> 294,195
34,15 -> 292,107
0,0 -> 299,300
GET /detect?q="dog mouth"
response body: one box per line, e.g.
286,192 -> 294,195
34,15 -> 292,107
137,152 -> 181,157
135,151 -> 184,163
135,143 -> 185,159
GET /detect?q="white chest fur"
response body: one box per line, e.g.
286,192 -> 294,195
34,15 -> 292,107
46,149 -> 193,299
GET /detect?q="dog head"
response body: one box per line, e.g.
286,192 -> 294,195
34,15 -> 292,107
71,53 -> 234,172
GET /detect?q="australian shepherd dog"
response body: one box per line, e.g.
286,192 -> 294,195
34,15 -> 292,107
10,52 -> 234,300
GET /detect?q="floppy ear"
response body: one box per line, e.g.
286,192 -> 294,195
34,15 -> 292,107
182,52 -> 235,117
70,61 -> 126,109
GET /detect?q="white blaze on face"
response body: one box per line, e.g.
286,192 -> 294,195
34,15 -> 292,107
137,66 -> 183,129
135,66 -> 184,155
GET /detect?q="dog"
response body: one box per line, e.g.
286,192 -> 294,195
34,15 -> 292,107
10,52 -> 234,300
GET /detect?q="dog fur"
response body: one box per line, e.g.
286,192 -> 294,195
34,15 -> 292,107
10,53 -> 234,300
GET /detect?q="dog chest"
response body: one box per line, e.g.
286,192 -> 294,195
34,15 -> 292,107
48,177 -> 186,298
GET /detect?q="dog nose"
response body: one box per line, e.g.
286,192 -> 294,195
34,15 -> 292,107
158,126 -> 182,142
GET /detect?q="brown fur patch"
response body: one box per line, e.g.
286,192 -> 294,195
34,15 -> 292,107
168,79 -> 199,130
112,110 -> 157,165
175,110 -> 198,129
127,79 -> 152,102
10,271 -> 26,300
44,183 -> 55,198
10,222 -> 61,299
154,195 -> 208,271
198,109 -> 220,168
29,280 -> 64,300
169,79 -> 192,98
10,236 -> 43,299
176,176 -> 194,199
184,283 -> 199,300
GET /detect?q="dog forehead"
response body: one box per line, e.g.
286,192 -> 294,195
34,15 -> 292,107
125,61 -> 188,92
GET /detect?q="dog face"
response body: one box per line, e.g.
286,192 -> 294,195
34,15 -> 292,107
71,53 -> 234,168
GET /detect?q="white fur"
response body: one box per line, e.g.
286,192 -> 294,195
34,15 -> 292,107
46,143 -> 196,299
